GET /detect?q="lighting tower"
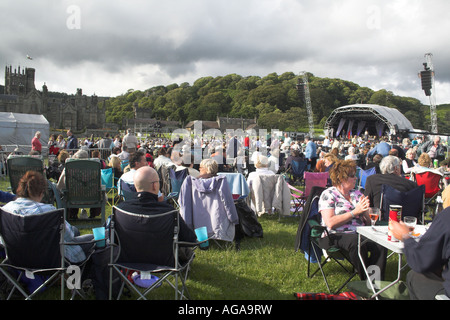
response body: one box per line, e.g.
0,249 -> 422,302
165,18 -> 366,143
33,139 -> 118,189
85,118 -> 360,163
420,53 -> 438,133
296,72 -> 315,138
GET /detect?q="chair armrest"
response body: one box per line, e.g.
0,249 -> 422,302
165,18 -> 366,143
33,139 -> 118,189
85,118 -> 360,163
177,239 -> 209,247
307,219 -> 328,238
63,238 -> 101,247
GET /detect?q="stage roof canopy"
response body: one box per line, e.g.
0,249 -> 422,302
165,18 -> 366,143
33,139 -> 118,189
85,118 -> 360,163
324,104 -> 414,137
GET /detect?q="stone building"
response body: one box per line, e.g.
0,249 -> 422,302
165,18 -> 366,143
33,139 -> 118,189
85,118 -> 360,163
0,66 -> 107,131
123,102 -> 181,136
185,116 -> 258,133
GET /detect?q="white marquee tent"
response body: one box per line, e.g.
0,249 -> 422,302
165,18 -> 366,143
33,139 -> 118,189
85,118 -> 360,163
0,112 -> 49,153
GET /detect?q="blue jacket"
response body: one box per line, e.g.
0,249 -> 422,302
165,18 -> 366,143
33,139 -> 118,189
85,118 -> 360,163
304,141 -> 317,160
0,191 -> 15,204
367,141 -> 391,159
67,135 -> 78,150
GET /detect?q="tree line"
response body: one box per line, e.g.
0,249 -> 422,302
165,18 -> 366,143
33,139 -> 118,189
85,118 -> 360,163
104,71 -> 450,133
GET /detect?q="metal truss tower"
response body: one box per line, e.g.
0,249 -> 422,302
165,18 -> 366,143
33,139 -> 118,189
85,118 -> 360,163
297,72 -> 315,138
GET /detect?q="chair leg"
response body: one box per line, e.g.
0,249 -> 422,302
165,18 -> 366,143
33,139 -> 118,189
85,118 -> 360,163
307,240 -> 357,294
311,244 -> 332,293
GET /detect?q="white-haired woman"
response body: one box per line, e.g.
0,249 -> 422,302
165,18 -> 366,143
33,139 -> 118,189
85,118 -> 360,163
402,148 -> 418,174
198,158 -> 219,179
344,146 -> 358,161
247,155 -> 275,190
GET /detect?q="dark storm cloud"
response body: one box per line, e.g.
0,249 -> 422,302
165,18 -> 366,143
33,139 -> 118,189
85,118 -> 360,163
1,0 -> 450,102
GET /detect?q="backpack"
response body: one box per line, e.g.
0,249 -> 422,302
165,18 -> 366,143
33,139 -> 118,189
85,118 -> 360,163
235,199 -> 263,238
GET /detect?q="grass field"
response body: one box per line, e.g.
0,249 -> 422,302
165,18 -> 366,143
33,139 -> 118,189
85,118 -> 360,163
0,176 -> 408,300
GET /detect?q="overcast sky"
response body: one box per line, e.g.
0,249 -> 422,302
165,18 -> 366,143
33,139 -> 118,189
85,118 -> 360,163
1,0 -> 449,106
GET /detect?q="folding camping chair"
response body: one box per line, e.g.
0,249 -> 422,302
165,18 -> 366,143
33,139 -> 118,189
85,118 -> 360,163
101,168 -> 118,207
119,180 -> 137,202
120,159 -> 129,172
157,164 -> 177,198
0,208 -> 66,300
178,175 -> 239,245
60,158 -> 106,227
285,160 -> 308,185
167,167 -> 189,208
295,186 -> 357,294
6,155 -> 53,204
380,184 -> 425,223
0,207 -> 99,300
217,172 -> 250,200
287,183 -> 305,217
108,206 -> 198,300
168,167 -> 189,196
6,155 -> 44,194
412,170 -> 444,220
302,172 -> 329,201
248,174 -> 292,218
358,166 -> 377,191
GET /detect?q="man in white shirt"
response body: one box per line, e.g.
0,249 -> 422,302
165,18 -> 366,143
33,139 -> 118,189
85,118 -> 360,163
117,150 -> 148,196
283,133 -> 292,147
122,128 -> 138,154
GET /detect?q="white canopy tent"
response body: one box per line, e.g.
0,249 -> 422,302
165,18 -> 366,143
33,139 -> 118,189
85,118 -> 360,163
0,112 -> 49,153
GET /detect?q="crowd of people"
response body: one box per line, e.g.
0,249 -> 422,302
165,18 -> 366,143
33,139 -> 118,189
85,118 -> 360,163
1,126 -> 450,300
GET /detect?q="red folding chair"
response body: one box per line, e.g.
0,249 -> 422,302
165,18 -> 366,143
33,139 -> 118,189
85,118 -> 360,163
413,170 -> 444,219
303,172 -> 329,199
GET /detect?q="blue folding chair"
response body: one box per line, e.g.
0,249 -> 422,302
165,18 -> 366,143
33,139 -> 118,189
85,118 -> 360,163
120,180 -> 137,201
286,160 -> 308,185
168,168 -> 189,197
101,168 -> 118,207
358,167 -> 376,190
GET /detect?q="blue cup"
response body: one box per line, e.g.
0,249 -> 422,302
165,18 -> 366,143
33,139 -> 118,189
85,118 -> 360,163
195,226 -> 209,249
92,227 -> 106,248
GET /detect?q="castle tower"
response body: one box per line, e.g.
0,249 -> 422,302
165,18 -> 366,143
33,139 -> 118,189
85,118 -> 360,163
25,67 -> 36,94
4,66 -> 36,96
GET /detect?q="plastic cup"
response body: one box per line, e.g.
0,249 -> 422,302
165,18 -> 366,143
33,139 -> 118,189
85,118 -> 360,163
403,216 -> 417,235
92,227 -> 106,248
195,226 -> 209,249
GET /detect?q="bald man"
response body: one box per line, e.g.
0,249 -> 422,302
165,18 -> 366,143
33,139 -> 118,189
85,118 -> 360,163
134,166 -> 160,194
117,167 -> 197,260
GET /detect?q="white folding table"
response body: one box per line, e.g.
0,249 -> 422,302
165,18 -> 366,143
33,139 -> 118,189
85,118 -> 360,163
356,225 -> 427,299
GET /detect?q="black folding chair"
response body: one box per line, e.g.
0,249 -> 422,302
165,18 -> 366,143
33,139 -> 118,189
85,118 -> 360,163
0,208 -> 97,300
108,206 -> 198,300
0,208 -> 66,300
380,184 -> 425,223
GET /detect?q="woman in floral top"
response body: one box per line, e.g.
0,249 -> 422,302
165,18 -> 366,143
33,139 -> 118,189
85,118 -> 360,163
318,159 -> 387,280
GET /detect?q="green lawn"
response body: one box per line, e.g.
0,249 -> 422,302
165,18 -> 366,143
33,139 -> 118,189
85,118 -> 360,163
0,176 -> 407,300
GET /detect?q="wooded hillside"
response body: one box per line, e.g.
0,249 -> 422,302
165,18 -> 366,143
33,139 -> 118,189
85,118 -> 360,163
105,72 -> 450,133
